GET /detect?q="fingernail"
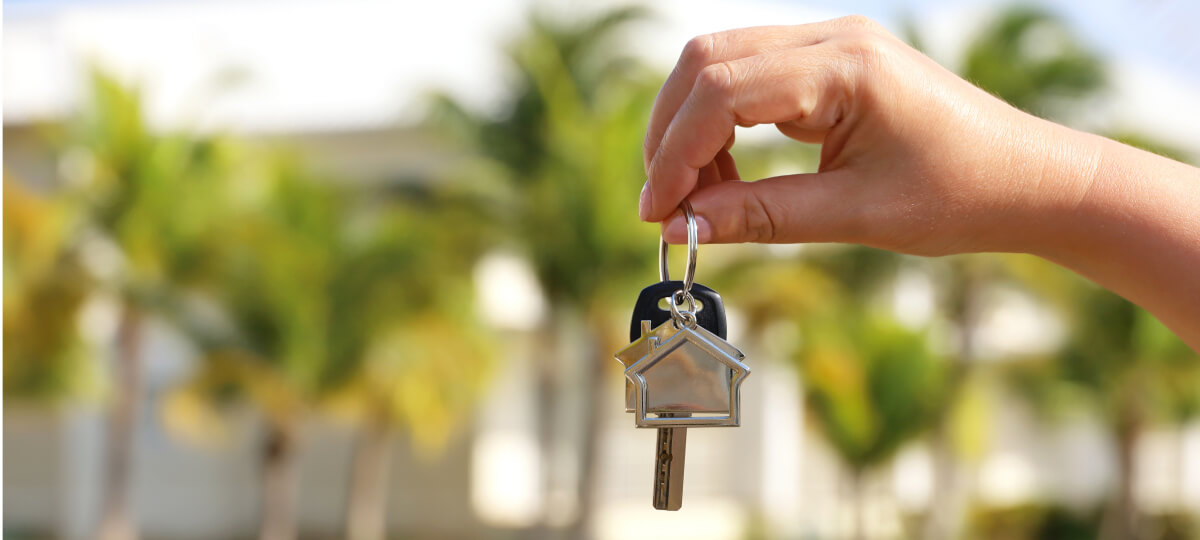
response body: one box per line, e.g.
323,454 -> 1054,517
663,213 -> 685,243
695,213 -> 713,243
663,212 -> 713,243
638,181 -> 652,221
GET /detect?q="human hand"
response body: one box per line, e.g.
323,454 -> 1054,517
641,15 -> 1200,350
641,15 -> 1101,257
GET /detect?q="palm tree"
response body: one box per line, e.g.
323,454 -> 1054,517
797,303 -> 948,540
3,180 -> 98,403
158,153 -> 355,540
331,199 -> 495,540
1004,286 -> 1200,540
338,307 -> 494,540
960,8 -> 1198,538
53,74 -> 363,539
174,155 -> 373,540
428,7 -> 661,537
47,70 -> 235,540
160,150 -> 496,540
900,8 -> 1110,539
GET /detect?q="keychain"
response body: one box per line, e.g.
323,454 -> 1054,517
614,200 -> 750,510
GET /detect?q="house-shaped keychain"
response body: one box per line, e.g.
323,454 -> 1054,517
615,320 -> 678,412
619,321 -> 750,428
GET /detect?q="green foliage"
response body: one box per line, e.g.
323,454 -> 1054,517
5,69 -> 233,404
1004,283 -> 1200,428
67,71 -> 232,296
35,70 -> 495,454
709,219 -> 943,475
208,157 -> 347,396
973,503 -> 1200,540
962,6 -> 1106,117
1108,132 -> 1195,164
345,309 -> 494,454
797,311 -> 947,469
427,6 -> 662,309
3,181 -> 99,401
970,504 -> 1102,540
1135,312 -> 1200,422
1065,290 -> 1200,423
163,145 -> 494,448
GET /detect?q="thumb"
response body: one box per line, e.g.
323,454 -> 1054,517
661,171 -> 859,245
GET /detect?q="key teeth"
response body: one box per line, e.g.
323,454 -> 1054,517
652,423 -> 686,511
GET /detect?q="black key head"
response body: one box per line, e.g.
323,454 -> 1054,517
629,280 -> 727,341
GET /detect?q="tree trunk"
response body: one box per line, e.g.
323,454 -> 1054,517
96,303 -> 143,540
922,259 -> 978,540
922,418 -> 967,540
851,469 -> 867,540
1102,393 -> 1144,540
565,316 -> 613,540
1175,427 -> 1186,512
532,320 -> 560,540
259,419 -> 298,540
345,410 -> 394,540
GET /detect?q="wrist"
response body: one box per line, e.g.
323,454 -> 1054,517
994,117 -> 1106,259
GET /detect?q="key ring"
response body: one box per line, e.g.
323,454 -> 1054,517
659,199 -> 698,327
658,199 -> 697,290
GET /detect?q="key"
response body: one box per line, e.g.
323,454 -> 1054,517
626,320 -> 692,510
624,300 -> 747,510
626,320 -> 689,510
627,284 -> 726,511
653,415 -> 687,510
614,199 -> 750,511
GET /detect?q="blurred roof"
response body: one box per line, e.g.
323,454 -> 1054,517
5,0 -> 1199,154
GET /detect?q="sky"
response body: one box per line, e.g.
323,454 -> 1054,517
789,0 -> 1200,86
5,0 -> 1199,153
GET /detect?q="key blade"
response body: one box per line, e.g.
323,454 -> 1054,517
652,423 -> 687,510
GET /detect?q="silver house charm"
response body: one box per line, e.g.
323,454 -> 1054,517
625,321 -> 749,428
615,320 -> 677,412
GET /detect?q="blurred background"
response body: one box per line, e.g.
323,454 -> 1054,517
4,0 -> 1200,539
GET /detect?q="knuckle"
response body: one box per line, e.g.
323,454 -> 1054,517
837,14 -> 883,33
695,62 -> 735,100
680,34 -> 717,71
835,30 -> 893,73
742,191 -> 778,243
646,150 -> 666,182
842,30 -> 887,55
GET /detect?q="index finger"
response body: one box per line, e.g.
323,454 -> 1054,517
645,41 -> 863,221
643,16 -> 884,176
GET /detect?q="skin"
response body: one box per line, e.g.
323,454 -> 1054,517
640,16 -> 1200,351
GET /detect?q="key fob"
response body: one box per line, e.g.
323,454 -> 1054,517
629,280 -> 727,341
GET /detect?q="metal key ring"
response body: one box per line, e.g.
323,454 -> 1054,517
657,199 -> 698,294
668,289 -> 698,328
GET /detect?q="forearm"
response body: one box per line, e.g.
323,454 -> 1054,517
1035,128 -> 1200,350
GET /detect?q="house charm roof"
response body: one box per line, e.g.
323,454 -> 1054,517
623,321 -> 750,428
616,320 -> 680,412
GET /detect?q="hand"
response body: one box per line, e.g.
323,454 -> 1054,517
641,16 -> 1200,350
641,16 -> 1098,256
